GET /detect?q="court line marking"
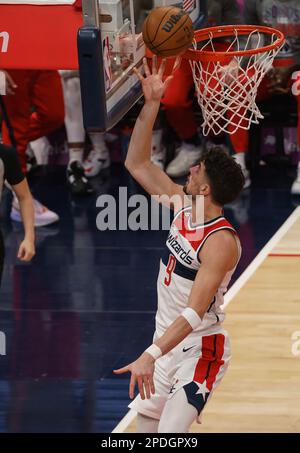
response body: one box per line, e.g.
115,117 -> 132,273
268,253 -> 300,257
112,408 -> 138,434
223,206 -> 300,308
112,206 -> 300,434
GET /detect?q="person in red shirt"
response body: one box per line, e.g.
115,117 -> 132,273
1,69 -> 64,226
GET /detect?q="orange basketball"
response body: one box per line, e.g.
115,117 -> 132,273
142,6 -> 194,58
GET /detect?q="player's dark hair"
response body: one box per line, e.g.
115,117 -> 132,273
201,146 -> 245,206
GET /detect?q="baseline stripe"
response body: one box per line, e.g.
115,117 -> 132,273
223,207 -> 300,307
268,253 -> 300,257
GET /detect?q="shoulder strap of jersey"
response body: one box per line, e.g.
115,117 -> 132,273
196,217 -> 238,262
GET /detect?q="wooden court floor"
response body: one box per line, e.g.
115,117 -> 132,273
125,209 -> 300,433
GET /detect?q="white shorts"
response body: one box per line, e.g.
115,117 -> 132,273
129,331 -> 231,422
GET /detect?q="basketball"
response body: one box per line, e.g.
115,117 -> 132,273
142,6 -> 194,58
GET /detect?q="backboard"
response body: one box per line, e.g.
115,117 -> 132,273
0,1 -> 207,132
78,0 -> 207,132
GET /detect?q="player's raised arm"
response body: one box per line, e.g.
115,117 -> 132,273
125,56 -> 184,203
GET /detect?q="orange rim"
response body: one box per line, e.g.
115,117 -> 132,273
183,24 -> 285,63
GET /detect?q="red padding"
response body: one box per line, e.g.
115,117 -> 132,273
0,5 -> 83,69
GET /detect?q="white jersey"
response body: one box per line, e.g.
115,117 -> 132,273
155,206 -> 241,338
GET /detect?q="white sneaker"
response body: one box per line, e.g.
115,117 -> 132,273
233,152 -> 251,189
151,129 -> 166,170
166,143 -> 202,178
242,167 -> 251,189
25,144 -> 38,173
151,142 -> 166,169
11,197 -> 59,227
28,136 -> 51,166
151,151 -> 166,170
83,148 -> 110,178
291,167 -> 300,195
227,193 -> 250,224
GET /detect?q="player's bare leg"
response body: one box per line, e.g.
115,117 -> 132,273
158,389 -> 198,433
136,413 -> 159,433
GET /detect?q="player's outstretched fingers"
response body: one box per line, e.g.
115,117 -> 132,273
129,374 -> 137,399
173,55 -> 182,74
149,375 -> 156,395
133,67 -> 144,83
164,74 -> 174,91
144,377 -> 152,399
113,364 -> 130,374
158,58 -> 166,78
137,376 -> 145,400
152,55 -> 158,75
143,57 -> 151,77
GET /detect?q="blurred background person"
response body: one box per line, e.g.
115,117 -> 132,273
0,139 -> 35,286
60,71 -> 110,195
244,0 -> 300,195
1,69 -> 63,225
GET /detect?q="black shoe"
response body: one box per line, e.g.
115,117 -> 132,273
67,161 -> 94,195
26,146 -> 38,174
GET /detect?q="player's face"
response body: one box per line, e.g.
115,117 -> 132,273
183,162 -> 209,198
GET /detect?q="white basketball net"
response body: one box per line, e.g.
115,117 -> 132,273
188,28 -> 284,136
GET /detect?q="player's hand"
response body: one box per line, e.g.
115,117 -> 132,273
133,55 -> 181,103
114,352 -> 156,400
2,71 -> 17,95
17,238 -> 35,262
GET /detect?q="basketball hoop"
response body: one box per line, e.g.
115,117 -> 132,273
182,25 -> 285,136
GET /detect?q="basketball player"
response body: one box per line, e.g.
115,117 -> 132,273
114,57 -> 245,433
0,143 -> 35,286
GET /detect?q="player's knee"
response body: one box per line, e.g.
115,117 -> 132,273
158,408 -> 192,433
157,389 -> 198,433
158,416 -> 190,433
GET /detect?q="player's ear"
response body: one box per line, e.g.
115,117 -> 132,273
199,183 -> 210,196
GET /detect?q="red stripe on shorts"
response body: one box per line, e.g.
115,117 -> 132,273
193,334 -> 225,391
206,334 -> 225,391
